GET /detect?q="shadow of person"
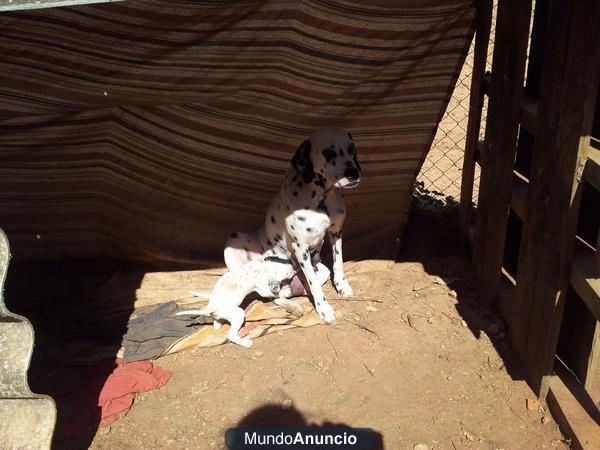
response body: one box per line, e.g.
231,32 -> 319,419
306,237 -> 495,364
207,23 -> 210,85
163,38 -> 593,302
233,403 -> 384,449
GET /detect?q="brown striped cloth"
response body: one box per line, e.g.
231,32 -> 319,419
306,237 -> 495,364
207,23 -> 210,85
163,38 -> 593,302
0,0 -> 474,263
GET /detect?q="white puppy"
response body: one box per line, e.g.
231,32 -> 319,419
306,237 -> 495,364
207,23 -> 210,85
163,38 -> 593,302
176,258 -> 298,348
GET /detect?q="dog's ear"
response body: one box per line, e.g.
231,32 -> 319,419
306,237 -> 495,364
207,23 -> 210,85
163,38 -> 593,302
352,150 -> 362,172
292,139 -> 315,183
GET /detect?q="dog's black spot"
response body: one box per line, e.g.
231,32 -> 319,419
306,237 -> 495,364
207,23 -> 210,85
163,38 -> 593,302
286,205 -> 290,210
334,248 -> 339,255
331,159 -> 336,166
317,199 -> 329,215
292,139 -> 315,183
290,225 -> 295,230
293,191 -> 298,197
230,232 -> 238,238
347,143 -> 355,155
297,182 -> 303,188
297,216 -> 306,221
322,147 -> 338,163
311,190 -> 316,198
271,216 -> 275,224
267,239 -> 272,246
275,233 -> 282,242
292,174 -> 298,182
303,252 -> 308,261
339,148 -> 344,156
314,173 -> 326,189
306,227 -> 312,232
346,160 -> 354,167
300,261 -> 304,268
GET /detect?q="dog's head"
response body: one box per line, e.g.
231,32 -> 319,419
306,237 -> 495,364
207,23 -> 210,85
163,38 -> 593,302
292,127 -> 361,189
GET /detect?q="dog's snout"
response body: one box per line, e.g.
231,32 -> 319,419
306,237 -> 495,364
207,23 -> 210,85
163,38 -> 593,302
344,167 -> 360,181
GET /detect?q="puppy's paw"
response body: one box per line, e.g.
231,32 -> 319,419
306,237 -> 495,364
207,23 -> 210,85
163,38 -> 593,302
315,300 -> 336,324
334,278 -> 354,298
280,285 -> 293,299
230,336 -> 253,348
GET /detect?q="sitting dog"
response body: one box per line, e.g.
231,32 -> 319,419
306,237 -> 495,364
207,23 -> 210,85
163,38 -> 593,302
224,127 -> 361,324
176,258 -> 298,348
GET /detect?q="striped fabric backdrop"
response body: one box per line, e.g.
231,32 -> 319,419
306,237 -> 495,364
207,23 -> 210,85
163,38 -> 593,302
0,0 -> 474,263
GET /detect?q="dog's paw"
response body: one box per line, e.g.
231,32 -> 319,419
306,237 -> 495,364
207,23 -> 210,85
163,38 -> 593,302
230,336 -> 253,348
315,300 -> 336,324
280,285 -> 293,299
334,278 -> 354,298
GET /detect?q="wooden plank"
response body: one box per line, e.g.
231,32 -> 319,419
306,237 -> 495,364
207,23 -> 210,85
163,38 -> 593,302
474,140 -> 486,165
511,172 -> 528,220
583,146 -> 600,192
482,72 -> 492,97
571,240 -> 600,322
547,364 -> 600,450
472,0 -> 533,306
510,0 -> 600,398
584,324 -> 600,391
521,93 -> 539,135
459,0 -> 493,243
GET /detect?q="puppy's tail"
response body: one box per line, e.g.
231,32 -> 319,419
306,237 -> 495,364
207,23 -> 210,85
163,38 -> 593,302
176,290 -> 214,317
176,308 -> 211,317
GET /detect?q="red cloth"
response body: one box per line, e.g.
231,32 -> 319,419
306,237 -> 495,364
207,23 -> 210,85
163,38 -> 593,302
57,358 -> 172,440
99,359 -> 172,426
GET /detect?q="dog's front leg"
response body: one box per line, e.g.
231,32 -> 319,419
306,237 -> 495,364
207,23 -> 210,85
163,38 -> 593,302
290,241 -> 335,324
328,230 -> 353,297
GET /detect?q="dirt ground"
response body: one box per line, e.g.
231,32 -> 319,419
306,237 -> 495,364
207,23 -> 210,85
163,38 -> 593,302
15,210 -> 561,450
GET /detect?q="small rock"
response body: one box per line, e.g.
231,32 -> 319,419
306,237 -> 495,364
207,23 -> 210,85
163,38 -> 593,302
461,320 -> 468,327
366,305 -> 378,312
278,355 -> 284,361
282,399 -> 293,409
414,293 -> 421,298
427,317 -> 435,324
254,351 -> 264,357
541,416 -> 551,425
433,276 -> 446,286
464,431 -> 474,441
526,398 -> 540,411
449,290 -> 457,298
412,282 -> 428,291
413,445 -> 432,450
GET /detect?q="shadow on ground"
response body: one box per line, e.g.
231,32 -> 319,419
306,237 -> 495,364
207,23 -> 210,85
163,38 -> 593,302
396,205 -> 524,383
234,403 -> 384,449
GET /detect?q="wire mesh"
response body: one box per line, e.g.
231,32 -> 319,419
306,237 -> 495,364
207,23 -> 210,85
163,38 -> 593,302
416,5 -> 497,204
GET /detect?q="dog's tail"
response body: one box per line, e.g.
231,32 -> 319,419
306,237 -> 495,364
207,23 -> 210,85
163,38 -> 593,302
176,290 -> 214,317
176,307 -> 211,317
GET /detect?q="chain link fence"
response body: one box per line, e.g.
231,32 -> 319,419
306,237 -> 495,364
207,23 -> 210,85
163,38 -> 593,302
416,6 -> 497,204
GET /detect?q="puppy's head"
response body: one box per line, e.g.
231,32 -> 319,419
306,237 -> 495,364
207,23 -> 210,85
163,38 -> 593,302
292,127 -> 361,189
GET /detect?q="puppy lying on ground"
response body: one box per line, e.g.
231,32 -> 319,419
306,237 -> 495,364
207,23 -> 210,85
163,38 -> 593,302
176,258 -> 299,348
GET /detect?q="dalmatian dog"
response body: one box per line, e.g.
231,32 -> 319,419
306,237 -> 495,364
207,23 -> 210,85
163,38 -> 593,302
224,127 -> 361,324
176,258 -> 298,348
